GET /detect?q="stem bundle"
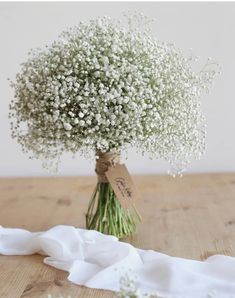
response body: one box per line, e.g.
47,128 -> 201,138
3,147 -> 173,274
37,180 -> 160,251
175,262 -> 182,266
86,182 -> 140,238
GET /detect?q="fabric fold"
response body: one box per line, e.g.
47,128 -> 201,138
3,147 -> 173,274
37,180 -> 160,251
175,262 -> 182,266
0,225 -> 235,298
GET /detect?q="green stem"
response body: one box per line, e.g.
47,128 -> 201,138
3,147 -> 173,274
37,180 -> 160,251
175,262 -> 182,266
86,182 -> 141,239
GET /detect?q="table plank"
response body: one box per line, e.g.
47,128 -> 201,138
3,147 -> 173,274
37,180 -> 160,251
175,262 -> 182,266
0,174 -> 235,297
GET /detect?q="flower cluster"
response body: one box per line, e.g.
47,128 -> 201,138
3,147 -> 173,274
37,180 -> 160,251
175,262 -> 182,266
118,273 -> 219,298
9,15 -> 220,173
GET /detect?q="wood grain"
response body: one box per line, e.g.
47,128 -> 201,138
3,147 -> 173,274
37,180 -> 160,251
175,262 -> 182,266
0,174 -> 235,297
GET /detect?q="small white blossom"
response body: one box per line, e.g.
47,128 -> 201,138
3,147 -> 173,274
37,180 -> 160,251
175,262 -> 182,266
96,114 -> 101,121
68,111 -> 75,117
63,123 -> 72,131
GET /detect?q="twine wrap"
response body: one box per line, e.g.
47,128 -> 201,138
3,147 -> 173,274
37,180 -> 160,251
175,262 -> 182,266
95,150 -> 120,183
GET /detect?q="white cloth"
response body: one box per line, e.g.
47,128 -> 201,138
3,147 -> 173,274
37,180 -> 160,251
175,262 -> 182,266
0,225 -> 235,298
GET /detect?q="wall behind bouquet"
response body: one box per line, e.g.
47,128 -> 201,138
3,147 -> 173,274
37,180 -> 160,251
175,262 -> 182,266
0,2 -> 234,176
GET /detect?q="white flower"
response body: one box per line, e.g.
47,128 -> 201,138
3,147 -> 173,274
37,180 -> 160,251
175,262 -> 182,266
63,123 -> 72,131
68,111 -> 75,117
9,14 -> 220,174
95,114 -> 101,121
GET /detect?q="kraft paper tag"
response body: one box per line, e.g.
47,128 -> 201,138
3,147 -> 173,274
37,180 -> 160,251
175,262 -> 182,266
105,164 -> 138,209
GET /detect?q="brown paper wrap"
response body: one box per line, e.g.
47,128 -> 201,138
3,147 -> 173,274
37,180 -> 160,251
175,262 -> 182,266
95,150 -> 120,183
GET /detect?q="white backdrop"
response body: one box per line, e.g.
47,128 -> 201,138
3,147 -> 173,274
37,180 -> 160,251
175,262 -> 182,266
0,2 -> 234,177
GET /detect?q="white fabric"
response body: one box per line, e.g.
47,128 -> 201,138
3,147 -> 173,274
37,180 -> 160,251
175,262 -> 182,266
0,225 -> 235,298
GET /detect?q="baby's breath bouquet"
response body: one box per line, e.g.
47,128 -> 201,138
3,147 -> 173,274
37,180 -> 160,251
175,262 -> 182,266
9,14 -> 219,238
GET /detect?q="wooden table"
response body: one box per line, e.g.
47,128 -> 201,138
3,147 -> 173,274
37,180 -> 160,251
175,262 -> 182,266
0,174 -> 235,297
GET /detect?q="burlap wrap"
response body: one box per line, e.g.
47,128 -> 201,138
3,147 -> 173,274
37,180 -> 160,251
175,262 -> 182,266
95,150 -> 120,183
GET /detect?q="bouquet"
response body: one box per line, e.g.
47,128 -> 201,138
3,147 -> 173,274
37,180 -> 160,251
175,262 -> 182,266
9,14 -> 219,238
